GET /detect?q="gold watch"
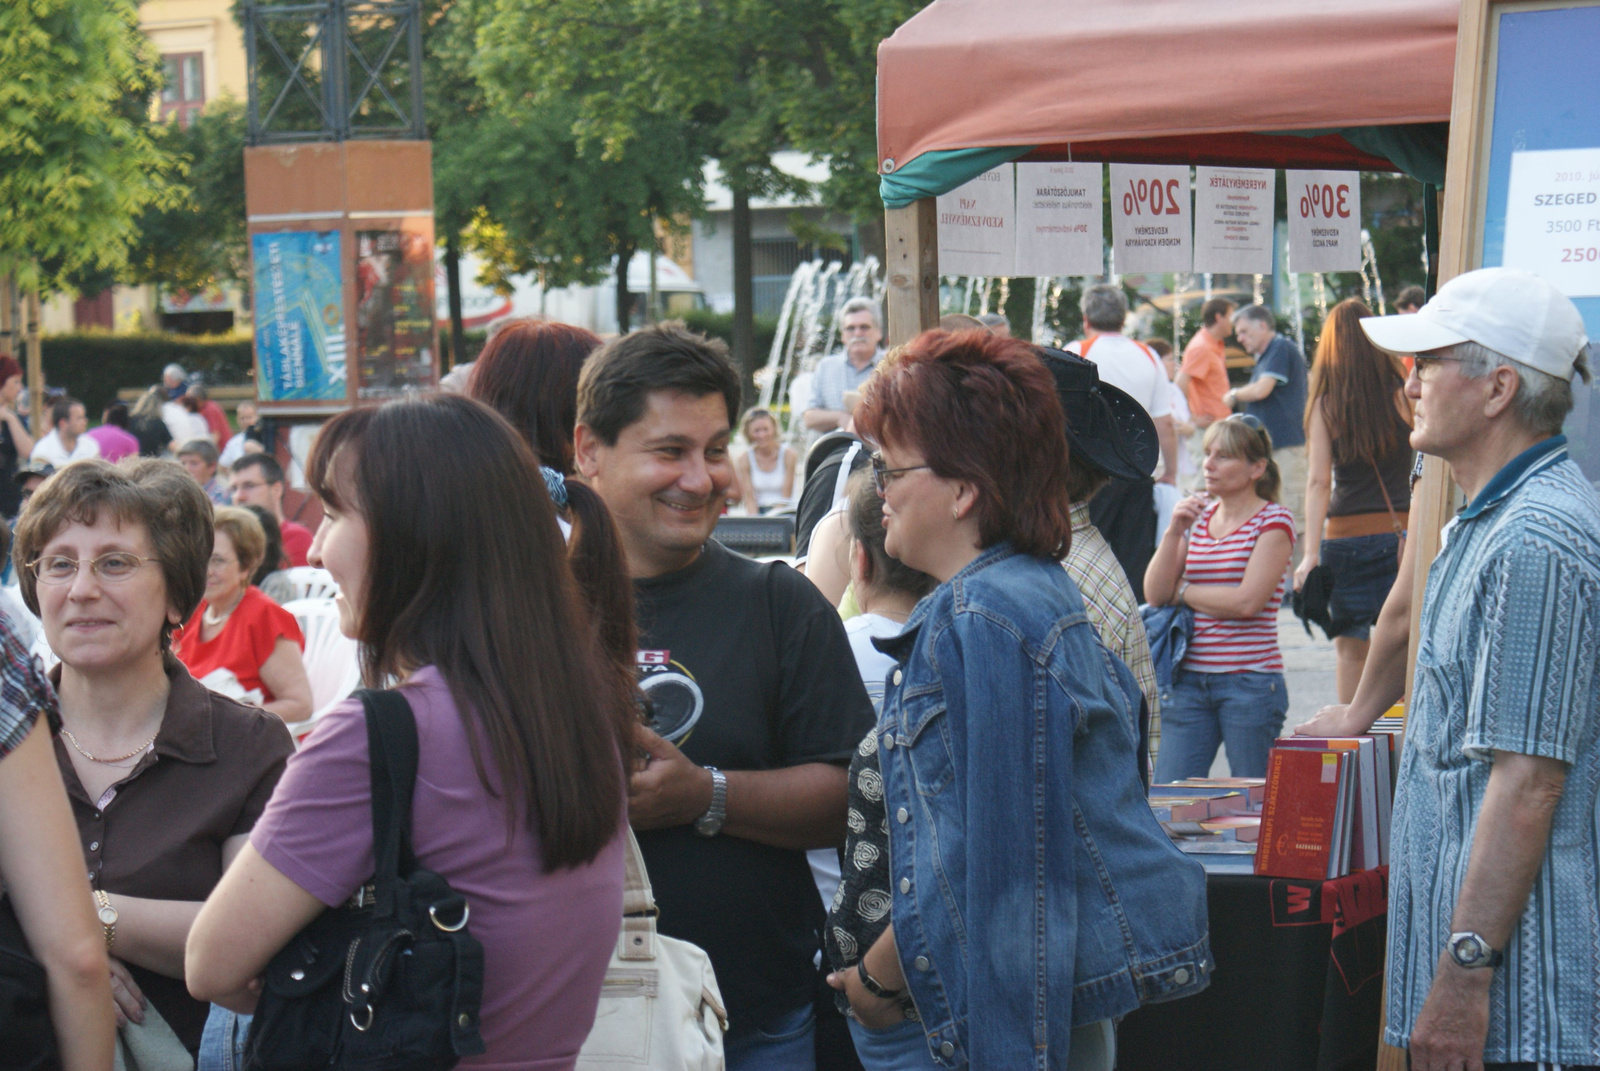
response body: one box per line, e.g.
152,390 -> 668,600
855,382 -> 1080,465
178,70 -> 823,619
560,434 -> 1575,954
93,890 -> 117,952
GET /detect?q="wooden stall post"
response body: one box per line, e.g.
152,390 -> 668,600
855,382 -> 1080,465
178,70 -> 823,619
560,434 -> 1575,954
884,199 -> 939,346
25,285 -> 42,433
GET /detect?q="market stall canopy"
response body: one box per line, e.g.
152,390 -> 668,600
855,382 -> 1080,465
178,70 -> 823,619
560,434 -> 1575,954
877,0 -> 1458,207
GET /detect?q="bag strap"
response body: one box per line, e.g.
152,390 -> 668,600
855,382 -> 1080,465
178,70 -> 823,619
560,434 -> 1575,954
358,688 -> 421,916
617,828 -> 658,961
1369,459 -> 1407,565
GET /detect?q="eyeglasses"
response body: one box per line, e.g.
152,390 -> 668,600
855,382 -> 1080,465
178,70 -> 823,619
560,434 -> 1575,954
870,454 -> 931,495
207,554 -> 237,571
1411,354 -> 1466,382
29,553 -> 160,585
230,479 -> 267,494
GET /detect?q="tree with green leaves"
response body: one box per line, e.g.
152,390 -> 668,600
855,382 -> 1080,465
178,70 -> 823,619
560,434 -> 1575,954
0,0 -> 177,294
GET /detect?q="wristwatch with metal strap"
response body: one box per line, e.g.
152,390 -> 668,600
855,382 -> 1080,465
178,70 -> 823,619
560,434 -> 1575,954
694,766 -> 727,837
93,889 -> 117,952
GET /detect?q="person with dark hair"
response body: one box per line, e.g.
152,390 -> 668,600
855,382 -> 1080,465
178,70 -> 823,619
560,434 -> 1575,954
86,402 -> 140,463
128,387 -> 174,458
31,397 -> 99,468
0,354 -> 34,517
186,385 -> 231,446
240,503 -> 293,603
13,458 -> 295,1055
1293,298 -> 1414,702
228,453 -> 312,567
1177,297 -> 1236,449
1226,304 -> 1309,545
575,322 -> 874,1070
188,394 -> 634,1066
1393,285 -> 1426,314
831,330 -> 1209,1070
1145,416 -> 1295,781
467,318 -> 601,474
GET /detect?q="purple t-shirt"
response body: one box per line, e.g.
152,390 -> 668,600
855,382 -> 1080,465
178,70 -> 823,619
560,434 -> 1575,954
86,424 -> 141,462
251,666 -> 626,1071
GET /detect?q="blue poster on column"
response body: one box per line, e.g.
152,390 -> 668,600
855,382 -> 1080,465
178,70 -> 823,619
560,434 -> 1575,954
251,230 -> 347,402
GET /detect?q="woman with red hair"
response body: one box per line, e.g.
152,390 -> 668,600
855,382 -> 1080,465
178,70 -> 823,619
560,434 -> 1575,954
827,330 -> 1209,1070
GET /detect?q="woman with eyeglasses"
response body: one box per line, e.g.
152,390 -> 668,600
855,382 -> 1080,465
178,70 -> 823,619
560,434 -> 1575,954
11,459 -> 294,1057
829,331 -> 1210,1070
1145,415 -> 1296,781
174,506 -> 312,725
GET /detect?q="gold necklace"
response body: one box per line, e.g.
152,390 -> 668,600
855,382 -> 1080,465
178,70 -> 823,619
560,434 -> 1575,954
59,727 -> 158,765
202,590 -> 245,629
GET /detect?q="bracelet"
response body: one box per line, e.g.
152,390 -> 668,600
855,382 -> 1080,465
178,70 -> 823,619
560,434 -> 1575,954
93,889 -> 117,952
857,959 -> 904,999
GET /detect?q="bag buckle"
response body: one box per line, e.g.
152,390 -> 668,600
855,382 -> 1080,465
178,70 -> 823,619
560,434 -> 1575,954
429,903 -> 470,933
350,1003 -> 375,1032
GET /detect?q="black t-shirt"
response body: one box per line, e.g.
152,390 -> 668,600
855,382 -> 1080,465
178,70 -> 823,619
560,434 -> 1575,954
633,539 -> 874,1028
0,420 -> 19,518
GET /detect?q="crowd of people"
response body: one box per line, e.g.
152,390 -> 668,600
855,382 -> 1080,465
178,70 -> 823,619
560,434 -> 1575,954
0,264 -> 1597,1071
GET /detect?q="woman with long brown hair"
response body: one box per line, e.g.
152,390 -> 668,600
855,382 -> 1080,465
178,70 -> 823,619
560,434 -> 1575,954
1292,298 -> 1414,701
188,395 -> 634,1069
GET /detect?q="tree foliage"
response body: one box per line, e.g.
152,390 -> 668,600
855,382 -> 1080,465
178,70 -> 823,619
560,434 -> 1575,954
0,0 -> 178,293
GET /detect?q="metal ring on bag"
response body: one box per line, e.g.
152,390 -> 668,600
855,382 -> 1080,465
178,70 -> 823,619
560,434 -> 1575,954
350,1003 -> 375,1032
429,903 -> 469,932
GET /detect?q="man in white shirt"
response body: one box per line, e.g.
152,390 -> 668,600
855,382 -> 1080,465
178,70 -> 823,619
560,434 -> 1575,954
801,297 -> 885,436
1066,284 -> 1177,601
30,397 -> 100,468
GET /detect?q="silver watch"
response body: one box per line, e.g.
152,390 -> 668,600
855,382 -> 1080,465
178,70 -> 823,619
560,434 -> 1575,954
1447,931 -> 1503,969
694,766 -> 727,837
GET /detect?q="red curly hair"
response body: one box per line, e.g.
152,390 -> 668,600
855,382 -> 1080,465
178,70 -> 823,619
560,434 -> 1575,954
854,330 -> 1075,560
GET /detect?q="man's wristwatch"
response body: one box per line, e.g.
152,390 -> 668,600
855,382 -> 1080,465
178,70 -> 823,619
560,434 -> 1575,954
694,766 -> 727,837
857,959 -> 904,999
1447,931 -> 1503,969
93,890 -> 118,952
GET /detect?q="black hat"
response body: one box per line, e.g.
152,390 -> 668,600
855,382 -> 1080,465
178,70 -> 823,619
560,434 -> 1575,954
1037,347 -> 1158,483
13,460 -> 53,486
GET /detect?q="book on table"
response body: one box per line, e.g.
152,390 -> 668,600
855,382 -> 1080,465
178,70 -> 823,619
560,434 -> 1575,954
1148,793 -> 1248,822
1162,777 -> 1267,808
1275,736 -> 1384,870
1163,814 -> 1261,842
1254,747 -> 1354,880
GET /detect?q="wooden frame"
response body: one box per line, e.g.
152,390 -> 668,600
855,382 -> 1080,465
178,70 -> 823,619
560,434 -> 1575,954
884,201 -> 939,346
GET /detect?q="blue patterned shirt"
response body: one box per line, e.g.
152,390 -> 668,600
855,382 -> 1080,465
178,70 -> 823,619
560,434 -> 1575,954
1387,436 -> 1600,1064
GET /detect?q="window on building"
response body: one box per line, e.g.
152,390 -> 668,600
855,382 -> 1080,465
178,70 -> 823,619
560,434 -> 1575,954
751,237 -> 853,318
161,53 -> 205,127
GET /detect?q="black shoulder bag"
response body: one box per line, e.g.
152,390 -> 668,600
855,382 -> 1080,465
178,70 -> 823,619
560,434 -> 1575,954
245,689 -> 486,1071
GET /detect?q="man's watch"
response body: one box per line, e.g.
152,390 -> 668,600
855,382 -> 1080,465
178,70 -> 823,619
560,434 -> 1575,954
93,889 -> 118,952
694,766 -> 727,837
1447,931 -> 1503,969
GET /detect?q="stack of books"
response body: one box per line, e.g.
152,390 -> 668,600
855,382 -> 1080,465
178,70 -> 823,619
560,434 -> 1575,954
1150,779 -> 1266,867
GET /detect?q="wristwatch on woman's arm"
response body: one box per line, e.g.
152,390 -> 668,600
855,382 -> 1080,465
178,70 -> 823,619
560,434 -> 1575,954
93,889 -> 117,952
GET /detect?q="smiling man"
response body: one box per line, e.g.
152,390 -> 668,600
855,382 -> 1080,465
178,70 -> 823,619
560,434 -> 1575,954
575,323 -> 874,1071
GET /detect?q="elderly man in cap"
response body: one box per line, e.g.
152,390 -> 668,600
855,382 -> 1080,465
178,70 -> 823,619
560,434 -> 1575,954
1361,268 -> 1600,1071
1040,347 -> 1163,771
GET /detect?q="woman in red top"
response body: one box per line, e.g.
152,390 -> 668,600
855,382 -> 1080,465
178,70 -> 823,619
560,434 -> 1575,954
177,506 -> 312,725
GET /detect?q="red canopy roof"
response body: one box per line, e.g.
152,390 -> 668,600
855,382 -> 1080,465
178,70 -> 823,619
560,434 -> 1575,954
876,0 -> 1459,173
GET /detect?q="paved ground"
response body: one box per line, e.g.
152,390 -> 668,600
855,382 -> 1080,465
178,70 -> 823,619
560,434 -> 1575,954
1207,606 -> 1340,778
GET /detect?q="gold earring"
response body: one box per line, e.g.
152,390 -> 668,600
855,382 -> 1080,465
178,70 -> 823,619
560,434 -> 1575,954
952,505 -> 959,520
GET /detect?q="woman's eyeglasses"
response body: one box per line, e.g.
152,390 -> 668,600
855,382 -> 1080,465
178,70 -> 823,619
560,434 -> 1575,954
870,454 -> 932,495
29,553 -> 160,585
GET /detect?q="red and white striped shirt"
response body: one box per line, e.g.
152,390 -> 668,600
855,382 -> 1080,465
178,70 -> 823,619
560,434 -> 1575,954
1182,501 -> 1295,674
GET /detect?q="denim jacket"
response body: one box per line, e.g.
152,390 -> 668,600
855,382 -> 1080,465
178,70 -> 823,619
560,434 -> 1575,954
875,544 -> 1211,1069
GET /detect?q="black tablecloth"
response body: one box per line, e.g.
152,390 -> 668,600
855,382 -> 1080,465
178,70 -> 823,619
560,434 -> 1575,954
1118,867 -> 1388,1071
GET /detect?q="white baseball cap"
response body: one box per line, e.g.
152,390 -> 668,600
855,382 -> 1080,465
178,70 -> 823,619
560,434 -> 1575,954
1360,267 -> 1590,380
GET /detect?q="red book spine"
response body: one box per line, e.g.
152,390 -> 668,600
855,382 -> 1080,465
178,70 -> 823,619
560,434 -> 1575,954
1254,748 -> 1344,880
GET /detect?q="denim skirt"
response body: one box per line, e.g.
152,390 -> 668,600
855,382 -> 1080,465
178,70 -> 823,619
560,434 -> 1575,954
1320,532 -> 1401,641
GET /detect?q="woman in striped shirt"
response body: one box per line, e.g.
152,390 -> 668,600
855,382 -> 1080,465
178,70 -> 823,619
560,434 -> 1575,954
1145,415 -> 1295,781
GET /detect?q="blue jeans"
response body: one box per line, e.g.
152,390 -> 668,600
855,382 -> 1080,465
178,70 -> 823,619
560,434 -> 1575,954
849,1017 -> 940,1071
198,1005 -> 250,1071
1153,669 -> 1289,781
724,1003 -> 816,1071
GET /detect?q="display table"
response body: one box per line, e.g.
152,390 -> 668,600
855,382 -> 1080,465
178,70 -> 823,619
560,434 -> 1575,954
1118,866 -> 1388,1071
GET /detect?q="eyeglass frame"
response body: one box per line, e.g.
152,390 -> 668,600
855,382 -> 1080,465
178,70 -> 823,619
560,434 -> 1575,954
1410,353 -> 1467,381
869,453 -> 933,496
27,552 -> 163,586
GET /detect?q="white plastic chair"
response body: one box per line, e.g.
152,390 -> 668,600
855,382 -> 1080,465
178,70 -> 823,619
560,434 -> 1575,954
281,566 -> 340,603
284,597 -> 362,745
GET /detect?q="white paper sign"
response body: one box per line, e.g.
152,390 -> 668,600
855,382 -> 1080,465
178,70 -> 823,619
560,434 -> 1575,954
1286,170 -> 1361,272
1109,164 -> 1192,273
1013,162 -> 1104,276
1502,148 -> 1600,297
936,165 -> 1016,276
1192,167 -> 1275,273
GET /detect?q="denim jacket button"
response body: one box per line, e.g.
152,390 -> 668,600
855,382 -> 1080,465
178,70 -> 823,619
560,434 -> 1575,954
900,877 -> 911,894
882,732 -> 896,750
940,1041 -> 955,1057
914,955 -> 930,971
896,807 -> 909,824
1173,967 -> 1190,985
892,669 -> 903,685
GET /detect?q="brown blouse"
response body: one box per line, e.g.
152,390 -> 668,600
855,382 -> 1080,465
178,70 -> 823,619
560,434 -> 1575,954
49,662 -> 294,1051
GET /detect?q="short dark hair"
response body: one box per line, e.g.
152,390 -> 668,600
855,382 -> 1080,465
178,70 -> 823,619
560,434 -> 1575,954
1201,297 -> 1236,327
468,319 -> 602,473
576,322 -> 741,445
103,402 -> 130,428
1395,285 -> 1426,311
51,397 -> 81,430
846,471 -> 935,600
233,452 -> 285,486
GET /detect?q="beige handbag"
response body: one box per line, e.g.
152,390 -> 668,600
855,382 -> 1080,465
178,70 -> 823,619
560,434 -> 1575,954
578,829 -> 728,1071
